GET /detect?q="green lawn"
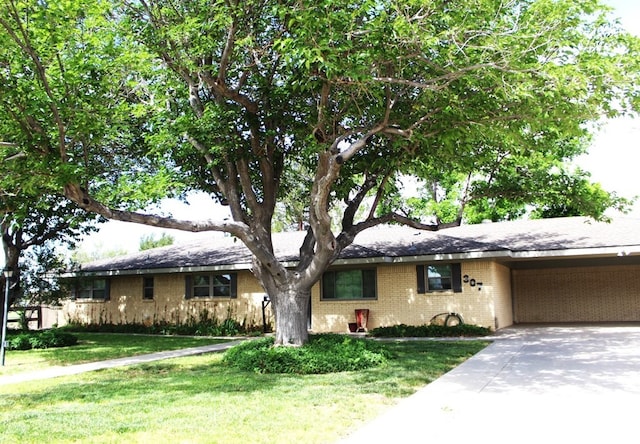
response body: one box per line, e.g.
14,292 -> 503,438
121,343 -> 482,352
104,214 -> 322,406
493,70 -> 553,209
0,333 -> 233,376
0,337 -> 488,443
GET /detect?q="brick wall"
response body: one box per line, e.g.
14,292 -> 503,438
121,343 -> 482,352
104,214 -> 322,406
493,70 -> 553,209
310,260 -> 506,332
64,259 -> 514,332
513,264 -> 640,323
64,271 -> 273,330
492,262 -> 514,329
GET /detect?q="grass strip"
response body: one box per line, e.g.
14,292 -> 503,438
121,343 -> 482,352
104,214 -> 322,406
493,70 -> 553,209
0,333 -> 234,376
0,340 -> 487,443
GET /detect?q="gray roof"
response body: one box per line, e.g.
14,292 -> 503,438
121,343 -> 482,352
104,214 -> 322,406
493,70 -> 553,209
77,216 -> 640,275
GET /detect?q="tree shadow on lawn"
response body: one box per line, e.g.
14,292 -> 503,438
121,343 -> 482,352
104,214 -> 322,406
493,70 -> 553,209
3,340 -> 489,409
2,334 -> 230,372
3,358 -> 290,409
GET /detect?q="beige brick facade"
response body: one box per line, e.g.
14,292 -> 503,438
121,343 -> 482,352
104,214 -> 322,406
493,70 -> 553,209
512,264 -> 640,323
67,260 -> 640,332
64,271 -> 274,330
310,261 -> 510,332
64,259 -> 513,332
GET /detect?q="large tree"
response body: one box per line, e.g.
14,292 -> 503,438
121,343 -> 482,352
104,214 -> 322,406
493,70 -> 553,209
1,0 -> 638,344
0,149 -> 101,327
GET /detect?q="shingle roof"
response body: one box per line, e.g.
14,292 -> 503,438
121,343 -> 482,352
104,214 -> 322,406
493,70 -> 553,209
78,216 -> 640,274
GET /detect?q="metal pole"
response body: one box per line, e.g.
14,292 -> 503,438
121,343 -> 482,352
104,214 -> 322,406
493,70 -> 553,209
262,295 -> 271,334
1,272 -> 10,366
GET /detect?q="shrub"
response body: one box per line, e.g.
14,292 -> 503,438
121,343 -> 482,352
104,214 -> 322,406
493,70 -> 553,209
61,317 -> 247,337
370,323 -> 491,338
8,334 -> 32,350
8,329 -> 78,350
223,334 -> 389,374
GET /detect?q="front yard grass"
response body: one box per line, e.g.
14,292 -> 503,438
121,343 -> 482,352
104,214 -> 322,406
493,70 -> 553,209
0,339 -> 487,444
0,333 -> 233,376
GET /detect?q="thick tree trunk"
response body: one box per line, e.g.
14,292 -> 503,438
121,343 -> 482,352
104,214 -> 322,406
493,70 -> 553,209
272,286 -> 310,346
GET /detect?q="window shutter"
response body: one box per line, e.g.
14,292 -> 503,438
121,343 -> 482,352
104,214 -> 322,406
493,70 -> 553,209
416,265 -> 426,294
452,263 -> 462,293
362,269 -> 377,298
185,275 -> 192,299
70,282 -> 77,300
321,272 -> 335,299
230,274 -> 238,298
104,280 -> 111,301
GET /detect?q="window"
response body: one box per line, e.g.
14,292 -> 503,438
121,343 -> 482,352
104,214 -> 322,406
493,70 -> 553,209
185,273 -> 237,299
322,269 -> 377,300
427,265 -> 452,290
75,278 -> 110,300
416,264 -> 462,293
143,277 -> 154,300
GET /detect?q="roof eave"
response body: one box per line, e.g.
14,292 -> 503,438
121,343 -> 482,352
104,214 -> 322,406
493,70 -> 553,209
62,245 -> 640,278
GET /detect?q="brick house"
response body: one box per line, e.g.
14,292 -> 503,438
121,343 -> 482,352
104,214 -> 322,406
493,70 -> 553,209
63,217 -> 640,332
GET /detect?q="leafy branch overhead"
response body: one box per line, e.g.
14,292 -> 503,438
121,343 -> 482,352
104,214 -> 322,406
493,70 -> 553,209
0,0 -> 638,344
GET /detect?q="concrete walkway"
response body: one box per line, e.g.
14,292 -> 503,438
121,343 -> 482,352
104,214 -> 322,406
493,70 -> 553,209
339,325 -> 640,443
0,341 -> 237,386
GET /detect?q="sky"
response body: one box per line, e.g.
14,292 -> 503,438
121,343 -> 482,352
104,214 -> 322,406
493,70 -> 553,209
77,0 -> 640,255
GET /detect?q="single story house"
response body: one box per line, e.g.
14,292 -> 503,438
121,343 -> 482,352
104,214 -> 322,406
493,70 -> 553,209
63,216 -> 640,332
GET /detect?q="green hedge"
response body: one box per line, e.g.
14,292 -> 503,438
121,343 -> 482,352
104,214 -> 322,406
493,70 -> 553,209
223,334 -> 389,374
8,329 -> 78,350
61,318 -> 246,337
370,323 -> 491,338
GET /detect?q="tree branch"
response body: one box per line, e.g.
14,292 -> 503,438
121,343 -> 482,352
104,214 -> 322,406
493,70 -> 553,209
341,173 -> 379,231
0,3 -> 65,158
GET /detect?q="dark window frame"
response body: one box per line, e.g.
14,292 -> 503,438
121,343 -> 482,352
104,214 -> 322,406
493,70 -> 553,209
416,263 -> 462,294
73,278 -> 111,301
321,268 -> 377,301
185,273 -> 238,299
143,277 -> 154,300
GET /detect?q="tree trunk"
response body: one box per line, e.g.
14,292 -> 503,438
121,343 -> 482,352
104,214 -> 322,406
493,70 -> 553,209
272,286 -> 310,346
1,233 -> 17,334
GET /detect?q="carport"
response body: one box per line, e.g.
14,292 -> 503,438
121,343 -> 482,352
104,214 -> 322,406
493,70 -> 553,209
510,256 -> 640,324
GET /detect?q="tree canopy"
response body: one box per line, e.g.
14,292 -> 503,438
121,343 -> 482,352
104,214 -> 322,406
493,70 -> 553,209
0,146 -> 102,315
139,232 -> 175,251
1,0 -> 638,344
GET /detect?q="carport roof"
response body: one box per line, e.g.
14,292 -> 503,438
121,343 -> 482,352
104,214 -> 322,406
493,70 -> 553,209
76,216 -> 640,275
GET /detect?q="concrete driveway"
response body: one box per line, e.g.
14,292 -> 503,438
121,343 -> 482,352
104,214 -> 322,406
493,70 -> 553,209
340,325 -> 640,443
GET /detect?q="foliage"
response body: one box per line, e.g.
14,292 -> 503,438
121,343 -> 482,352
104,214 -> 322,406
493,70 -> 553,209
17,245 -> 71,306
404,165 -> 632,224
61,317 -> 248,337
1,0 -> 639,345
7,329 -> 78,350
139,232 -> 174,251
0,195 -> 101,313
71,242 -> 129,264
223,334 -> 389,374
370,323 -> 492,338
